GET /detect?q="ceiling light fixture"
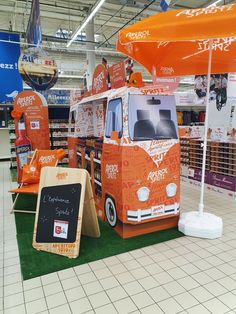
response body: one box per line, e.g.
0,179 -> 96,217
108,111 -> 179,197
66,0 -> 106,48
206,0 -> 223,8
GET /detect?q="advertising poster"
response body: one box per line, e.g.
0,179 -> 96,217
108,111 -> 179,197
151,76 -> 180,94
174,92 -> 196,106
227,73 -> 236,141
41,89 -> 71,105
0,32 -> 23,104
13,91 -> 50,149
109,60 -> 126,89
76,103 -> 104,138
68,137 -> 78,168
70,90 -> 82,106
194,74 -> 228,109
204,74 -> 232,141
92,64 -> 108,95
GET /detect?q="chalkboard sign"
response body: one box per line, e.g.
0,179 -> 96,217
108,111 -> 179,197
36,183 -> 81,243
33,167 -> 100,258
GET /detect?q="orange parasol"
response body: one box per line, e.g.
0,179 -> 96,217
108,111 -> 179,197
117,3 -> 236,77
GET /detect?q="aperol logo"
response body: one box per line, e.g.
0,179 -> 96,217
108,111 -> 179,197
125,30 -> 150,40
93,72 -> 105,93
176,4 -> 234,18
56,172 -> 68,180
68,149 -> 74,158
17,95 -> 35,108
38,155 -> 55,164
105,164 -> 118,179
147,168 -> 168,183
160,66 -> 174,75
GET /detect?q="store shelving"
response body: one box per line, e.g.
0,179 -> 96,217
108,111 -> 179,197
8,121 -> 17,168
189,139 -> 211,170
180,137 -> 190,166
49,119 -> 69,164
180,136 -> 236,198
210,142 -> 236,176
76,138 -> 103,199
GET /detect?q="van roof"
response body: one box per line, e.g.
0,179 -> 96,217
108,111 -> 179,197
72,85 -> 173,108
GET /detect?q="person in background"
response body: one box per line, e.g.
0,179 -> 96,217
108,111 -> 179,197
220,74 -> 228,105
215,74 -> 228,107
194,75 -> 206,98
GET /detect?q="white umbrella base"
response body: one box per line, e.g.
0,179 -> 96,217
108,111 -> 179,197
178,211 -> 223,239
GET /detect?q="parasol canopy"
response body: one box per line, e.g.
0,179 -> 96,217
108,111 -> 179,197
116,3 -> 236,76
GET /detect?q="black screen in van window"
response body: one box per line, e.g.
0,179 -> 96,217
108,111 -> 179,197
128,95 -> 178,141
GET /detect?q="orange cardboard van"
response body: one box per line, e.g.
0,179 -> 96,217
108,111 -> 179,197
68,85 -> 180,238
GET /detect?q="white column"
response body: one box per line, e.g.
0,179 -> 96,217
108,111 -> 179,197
85,19 -> 95,90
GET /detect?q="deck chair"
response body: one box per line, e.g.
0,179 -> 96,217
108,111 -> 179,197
10,149 -> 66,214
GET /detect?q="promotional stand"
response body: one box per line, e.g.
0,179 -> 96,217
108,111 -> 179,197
69,61 -> 181,238
116,4 -> 236,238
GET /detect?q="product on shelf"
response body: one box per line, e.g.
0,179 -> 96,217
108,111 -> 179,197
49,119 -> 69,164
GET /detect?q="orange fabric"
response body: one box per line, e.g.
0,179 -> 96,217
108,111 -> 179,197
13,91 -> 50,150
127,72 -> 144,87
11,109 -> 22,119
20,149 -> 65,185
10,183 -> 39,194
34,150 -> 60,167
21,161 -> 41,184
117,4 -> 236,76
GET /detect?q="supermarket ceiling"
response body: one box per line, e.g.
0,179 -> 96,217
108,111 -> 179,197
0,0 -> 235,88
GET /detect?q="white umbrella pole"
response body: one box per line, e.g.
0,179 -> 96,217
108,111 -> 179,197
198,39 -> 213,216
178,39 -> 223,239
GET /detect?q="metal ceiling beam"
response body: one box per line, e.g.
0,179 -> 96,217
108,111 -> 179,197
0,6 -> 130,30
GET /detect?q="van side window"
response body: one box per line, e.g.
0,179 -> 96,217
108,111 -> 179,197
105,98 -> 122,138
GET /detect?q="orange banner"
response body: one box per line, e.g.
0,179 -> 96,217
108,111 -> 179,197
109,60 -> 126,89
92,64 -> 109,95
13,91 -> 50,150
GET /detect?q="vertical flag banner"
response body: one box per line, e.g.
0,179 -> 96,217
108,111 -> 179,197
13,90 -> 50,150
26,0 -> 42,46
160,0 -> 171,11
0,32 -> 23,103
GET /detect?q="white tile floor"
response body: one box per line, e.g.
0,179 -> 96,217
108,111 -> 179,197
1,160 -> 236,314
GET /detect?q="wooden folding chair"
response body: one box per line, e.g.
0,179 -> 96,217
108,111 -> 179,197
10,149 -> 66,214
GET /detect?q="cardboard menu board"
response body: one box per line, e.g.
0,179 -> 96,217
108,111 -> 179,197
91,64 -> 108,95
33,167 -> 100,258
109,60 -> 126,89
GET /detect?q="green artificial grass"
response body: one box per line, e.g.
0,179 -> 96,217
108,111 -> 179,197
11,167 -> 184,280
15,210 -> 183,280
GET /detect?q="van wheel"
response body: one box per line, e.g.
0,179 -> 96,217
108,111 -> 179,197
105,197 -> 117,228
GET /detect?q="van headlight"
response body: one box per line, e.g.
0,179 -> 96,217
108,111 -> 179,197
137,187 -> 150,202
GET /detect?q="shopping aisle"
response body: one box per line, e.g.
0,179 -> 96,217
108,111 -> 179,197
1,161 -> 236,314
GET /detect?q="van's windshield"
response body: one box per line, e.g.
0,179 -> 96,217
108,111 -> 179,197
128,94 -> 178,141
